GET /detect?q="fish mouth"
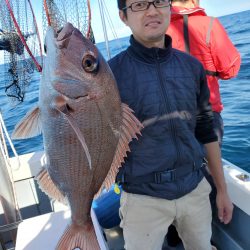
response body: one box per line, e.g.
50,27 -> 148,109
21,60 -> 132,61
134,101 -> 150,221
44,22 -> 85,53
55,23 -> 75,49
56,23 -> 74,41
44,23 -> 75,52
55,23 -> 84,49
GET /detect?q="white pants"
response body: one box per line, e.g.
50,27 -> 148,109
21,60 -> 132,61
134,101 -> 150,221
119,178 -> 212,250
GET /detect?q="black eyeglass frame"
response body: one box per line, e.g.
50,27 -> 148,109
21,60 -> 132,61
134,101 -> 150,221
122,0 -> 172,12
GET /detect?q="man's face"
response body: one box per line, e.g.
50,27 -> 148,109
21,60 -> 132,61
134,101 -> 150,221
119,0 -> 171,48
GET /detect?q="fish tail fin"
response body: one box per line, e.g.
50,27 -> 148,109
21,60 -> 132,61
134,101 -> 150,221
56,223 -> 100,250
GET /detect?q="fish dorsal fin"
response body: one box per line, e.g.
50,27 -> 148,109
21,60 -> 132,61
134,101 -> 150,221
36,167 -> 67,205
12,106 -> 42,139
95,103 -> 143,197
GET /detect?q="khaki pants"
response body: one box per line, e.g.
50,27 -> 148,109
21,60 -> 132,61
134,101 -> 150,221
119,178 -> 212,250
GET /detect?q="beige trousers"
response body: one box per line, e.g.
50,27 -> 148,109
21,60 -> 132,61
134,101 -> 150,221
119,178 -> 212,250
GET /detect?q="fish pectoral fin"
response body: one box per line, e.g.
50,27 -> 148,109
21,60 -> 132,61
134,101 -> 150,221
36,167 -> 67,205
12,106 -> 42,139
56,104 -> 92,170
95,103 -> 143,197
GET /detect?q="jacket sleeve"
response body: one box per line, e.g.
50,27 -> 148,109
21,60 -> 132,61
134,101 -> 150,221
210,18 -> 241,79
195,67 -> 218,144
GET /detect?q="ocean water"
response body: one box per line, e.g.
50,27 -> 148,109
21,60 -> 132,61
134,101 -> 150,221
0,10 -> 249,173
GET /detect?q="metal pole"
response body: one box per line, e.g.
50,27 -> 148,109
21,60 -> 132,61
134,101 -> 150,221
97,0 -> 111,59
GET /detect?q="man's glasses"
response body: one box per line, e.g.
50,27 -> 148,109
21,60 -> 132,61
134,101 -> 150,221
122,0 -> 171,12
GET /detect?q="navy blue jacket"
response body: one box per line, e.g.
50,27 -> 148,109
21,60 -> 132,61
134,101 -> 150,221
108,35 -> 217,200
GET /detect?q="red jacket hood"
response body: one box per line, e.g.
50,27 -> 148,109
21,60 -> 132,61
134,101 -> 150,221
171,6 -> 207,21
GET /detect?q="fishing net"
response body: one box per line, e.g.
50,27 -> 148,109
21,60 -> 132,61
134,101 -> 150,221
0,0 -> 94,104
43,0 -> 95,43
0,0 -> 42,103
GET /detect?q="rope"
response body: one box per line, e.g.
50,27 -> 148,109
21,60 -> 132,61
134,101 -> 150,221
103,0 -> 119,40
97,0 -> 124,56
97,0 -> 111,59
0,111 -> 20,171
0,111 -> 23,229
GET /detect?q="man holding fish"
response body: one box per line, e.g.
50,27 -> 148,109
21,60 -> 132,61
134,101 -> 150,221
109,0 -> 234,249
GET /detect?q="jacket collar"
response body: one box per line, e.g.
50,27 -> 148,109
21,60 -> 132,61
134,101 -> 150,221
171,6 -> 207,21
127,35 -> 173,64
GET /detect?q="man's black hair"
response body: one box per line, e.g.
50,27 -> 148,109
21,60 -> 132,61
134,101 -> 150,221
117,0 -> 127,17
117,0 -> 126,10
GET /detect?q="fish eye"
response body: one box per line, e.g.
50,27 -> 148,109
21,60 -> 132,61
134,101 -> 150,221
82,54 -> 98,73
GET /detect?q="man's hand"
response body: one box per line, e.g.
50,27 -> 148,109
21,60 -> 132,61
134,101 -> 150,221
216,190 -> 234,224
204,141 -> 234,224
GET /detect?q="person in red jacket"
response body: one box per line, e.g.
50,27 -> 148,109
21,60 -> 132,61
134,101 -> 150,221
167,0 -> 241,146
166,1 -> 240,247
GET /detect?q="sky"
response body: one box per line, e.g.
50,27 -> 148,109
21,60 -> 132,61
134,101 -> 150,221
1,0 -> 250,59
90,0 -> 250,42
19,0 -> 250,43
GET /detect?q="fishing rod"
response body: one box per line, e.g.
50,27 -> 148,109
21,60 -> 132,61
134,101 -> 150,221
97,0 -> 111,59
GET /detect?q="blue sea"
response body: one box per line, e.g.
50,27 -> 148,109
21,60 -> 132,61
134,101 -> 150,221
0,10 -> 249,173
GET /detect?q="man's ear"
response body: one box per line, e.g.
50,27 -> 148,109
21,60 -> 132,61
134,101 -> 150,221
119,10 -> 128,25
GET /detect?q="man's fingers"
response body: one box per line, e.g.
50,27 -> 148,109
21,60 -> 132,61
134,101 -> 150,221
218,206 -> 234,224
224,205 -> 234,224
218,207 -> 224,222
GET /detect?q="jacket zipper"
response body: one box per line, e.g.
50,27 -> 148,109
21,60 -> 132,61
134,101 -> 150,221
154,49 -> 181,166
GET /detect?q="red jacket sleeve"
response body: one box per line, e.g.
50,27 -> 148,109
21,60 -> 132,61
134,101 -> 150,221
210,18 -> 241,79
